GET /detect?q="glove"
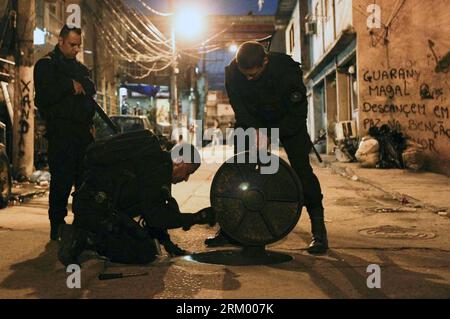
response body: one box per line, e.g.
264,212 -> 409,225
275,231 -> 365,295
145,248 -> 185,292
195,207 -> 217,227
161,240 -> 187,257
167,197 -> 180,213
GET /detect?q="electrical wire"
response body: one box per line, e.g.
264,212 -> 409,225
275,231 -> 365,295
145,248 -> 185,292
137,0 -> 173,17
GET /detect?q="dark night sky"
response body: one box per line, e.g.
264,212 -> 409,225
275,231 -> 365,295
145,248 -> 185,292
125,0 -> 279,15
122,1 -> 279,89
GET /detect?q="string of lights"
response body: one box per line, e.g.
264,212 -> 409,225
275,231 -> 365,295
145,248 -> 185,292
85,0 -> 245,80
101,0 -> 173,53
91,10 -> 172,72
85,3 -> 170,65
137,0 -> 173,17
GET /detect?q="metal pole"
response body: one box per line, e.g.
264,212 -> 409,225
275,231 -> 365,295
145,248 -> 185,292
169,0 -> 178,125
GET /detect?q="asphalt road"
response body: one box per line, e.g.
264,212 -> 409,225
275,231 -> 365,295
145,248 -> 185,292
0,148 -> 449,299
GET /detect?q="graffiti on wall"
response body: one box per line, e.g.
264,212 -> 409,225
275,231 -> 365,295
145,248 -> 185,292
362,67 -> 420,99
18,80 -> 32,158
427,40 -> 450,74
361,57 -> 450,154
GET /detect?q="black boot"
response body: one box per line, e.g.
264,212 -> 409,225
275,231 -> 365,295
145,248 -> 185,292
193,207 -> 217,227
204,230 -> 241,247
307,217 -> 328,254
50,219 -> 66,241
182,207 -> 217,231
58,224 -> 95,266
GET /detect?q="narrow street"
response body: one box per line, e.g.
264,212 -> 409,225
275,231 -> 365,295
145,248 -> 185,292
0,149 -> 449,299
1,0 -> 450,304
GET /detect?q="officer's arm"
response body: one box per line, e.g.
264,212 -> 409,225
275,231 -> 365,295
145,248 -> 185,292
58,60 -> 96,97
278,67 -> 308,137
75,65 -> 96,97
225,70 -> 264,129
77,77 -> 96,97
136,158 -> 182,229
34,59 -> 74,109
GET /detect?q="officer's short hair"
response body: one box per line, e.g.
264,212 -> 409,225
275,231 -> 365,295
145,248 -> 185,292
236,41 -> 267,69
170,143 -> 201,169
59,24 -> 82,39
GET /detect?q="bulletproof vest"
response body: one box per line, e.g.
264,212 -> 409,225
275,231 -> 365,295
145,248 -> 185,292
82,130 -> 170,210
84,129 -> 162,167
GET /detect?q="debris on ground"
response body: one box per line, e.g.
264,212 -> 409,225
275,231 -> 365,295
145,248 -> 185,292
355,135 -> 380,168
29,170 -> 51,185
366,125 -> 406,169
369,207 -> 418,213
402,140 -> 426,171
10,190 -> 48,205
401,197 -> 410,205
335,138 -> 359,163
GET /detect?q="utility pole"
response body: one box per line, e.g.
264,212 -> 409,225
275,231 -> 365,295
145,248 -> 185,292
188,66 -> 197,123
13,0 -> 35,179
168,0 -> 179,125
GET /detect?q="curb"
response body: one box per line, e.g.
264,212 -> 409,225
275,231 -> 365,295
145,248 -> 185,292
310,155 -> 449,217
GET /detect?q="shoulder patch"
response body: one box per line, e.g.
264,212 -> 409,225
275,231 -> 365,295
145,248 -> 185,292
290,91 -> 303,103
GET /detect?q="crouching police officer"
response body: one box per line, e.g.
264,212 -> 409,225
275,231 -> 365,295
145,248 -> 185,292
205,41 -> 328,254
58,138 -> 216,266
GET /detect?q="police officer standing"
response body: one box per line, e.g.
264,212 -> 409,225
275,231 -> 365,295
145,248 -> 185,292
34,25 -> 96,240
205,41 -> 328,254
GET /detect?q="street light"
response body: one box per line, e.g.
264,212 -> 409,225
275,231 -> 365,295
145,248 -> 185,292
228,42 -> 238,53
174,7 -> 205,41
170,4 -> 206,125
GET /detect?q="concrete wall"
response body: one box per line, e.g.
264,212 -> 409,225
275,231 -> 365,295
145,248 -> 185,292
285,1 -> 301,63
354,0 -> 450,175
310,0 -> 352,64
323,0 -> 335,49
335,0 -> 353,34
311,0 -> 324,64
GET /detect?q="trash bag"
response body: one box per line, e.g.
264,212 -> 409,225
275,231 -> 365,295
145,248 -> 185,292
37,171 -> 51,183
30,170 -> 51,184
369,125 -> 406,169
30,171 -> 44,183
402,140 -> 425,171
355,136 -> 380,168
335,148 -> 353,163
335,138 -> 359,163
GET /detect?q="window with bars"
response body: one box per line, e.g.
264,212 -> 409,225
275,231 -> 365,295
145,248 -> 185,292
289,24 -> 295,53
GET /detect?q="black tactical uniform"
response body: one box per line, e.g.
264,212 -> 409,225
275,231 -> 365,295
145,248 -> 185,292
58,138 -> 215,266
34,45 -> 96,240
222,52 -> 328,253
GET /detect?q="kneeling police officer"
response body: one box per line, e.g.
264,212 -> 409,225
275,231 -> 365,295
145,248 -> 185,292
58,133 -> 216,266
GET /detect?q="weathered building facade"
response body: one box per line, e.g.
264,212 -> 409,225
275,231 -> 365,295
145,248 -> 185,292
354,0 -> 450,175
277,0 -> 356,153
278,0 -> 450,176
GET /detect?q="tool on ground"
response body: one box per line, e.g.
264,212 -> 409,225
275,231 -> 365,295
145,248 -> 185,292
98,271 -> 148,281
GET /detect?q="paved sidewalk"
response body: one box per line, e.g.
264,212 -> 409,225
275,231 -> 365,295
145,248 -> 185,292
313,155 -> 450,216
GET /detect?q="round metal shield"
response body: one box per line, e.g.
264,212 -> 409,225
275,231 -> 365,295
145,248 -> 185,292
210,152 -> 303,246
